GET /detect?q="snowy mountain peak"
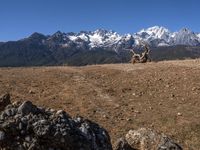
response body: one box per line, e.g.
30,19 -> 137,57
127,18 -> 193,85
172,28 -> 199,46
138,26 -> 171,39
141,26 -> 169,33
135,26 -> 200,46
197,33 -> 200,39
24,26 -> 200,50
91,29 -> 111,36
179,28 -> 191,33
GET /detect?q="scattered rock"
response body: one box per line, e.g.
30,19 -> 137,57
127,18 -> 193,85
17,101 -> 40,116
165,84 -> 170,88
177,112 -> 182,116
149,106 -> 153,110
126,118 -> 131,122
132,93 -> 136,96
114,138 -> 133,150
29,90 -> 35,94
0,131 -> 5,141
170,94 -> 175,98
0,94 -> 11,111
0,101 -> 112,150
115,128 -> 182,150
134,110 -> 141,114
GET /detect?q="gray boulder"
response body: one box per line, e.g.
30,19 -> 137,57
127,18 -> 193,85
17,101 -> 40,116
0,100 -> 112,150
115,128 -> 182,150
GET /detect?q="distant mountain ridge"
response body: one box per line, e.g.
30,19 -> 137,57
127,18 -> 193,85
20,26 -> 200,48
0,26 -> 200,67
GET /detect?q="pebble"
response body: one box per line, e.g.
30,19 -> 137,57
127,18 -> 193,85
177,112 -> 182,116
19,122 -> 23,130
134,110 -> 141,114
0,130 -> 5,141
56,110 -> 64,115
25,136 -> 31,142
18,101 -> 37,115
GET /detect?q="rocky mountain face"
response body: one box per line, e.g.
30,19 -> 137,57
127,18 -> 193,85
135,26 -> 200,47
0,26 -> 200,66
49,26 -> 200,48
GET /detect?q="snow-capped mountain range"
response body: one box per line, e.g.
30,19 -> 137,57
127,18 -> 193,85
135,26 -> 200,47
1,26 -> 200,67
23,26 -> 200,52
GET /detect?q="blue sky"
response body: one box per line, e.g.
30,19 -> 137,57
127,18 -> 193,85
0,0 -> 199,41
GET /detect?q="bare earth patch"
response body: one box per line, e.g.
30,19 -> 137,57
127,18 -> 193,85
0,59 -> 200,149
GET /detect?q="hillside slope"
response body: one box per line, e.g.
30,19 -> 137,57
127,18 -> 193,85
0,60 -> 200,149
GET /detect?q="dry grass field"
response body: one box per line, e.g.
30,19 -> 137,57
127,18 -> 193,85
1,59 -> 200,149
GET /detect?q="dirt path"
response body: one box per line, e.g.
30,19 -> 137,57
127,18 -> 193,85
0,59 -> 200,149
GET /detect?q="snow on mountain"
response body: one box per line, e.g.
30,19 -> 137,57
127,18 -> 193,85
65,29 -> 123,49
68,35 -> 78,41
135,26 -> 200,47
197,33 -> 200,40
171,28 -> 200,46
138,26 -> 171,40
25,26 -> 200,51
134,26 -> 172,46
88,29 -> 122,48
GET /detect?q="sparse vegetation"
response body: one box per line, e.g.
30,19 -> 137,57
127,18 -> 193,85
0,59 -> 200,149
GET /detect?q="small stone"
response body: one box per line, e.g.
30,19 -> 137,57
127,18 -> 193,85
61,137 -> 65,143
4,108 -> 16,117
134,110 -> 141,114
114,138 -> 132,150
171,94 -> 175,98
20,130 -> 26,135
14,114 -> 22,119
25,136 -> 31,142
4,109 -> 12,116
0,130 -> 5,141
0,112 -> 7,120
18,101 -> 38,115
50,109 -> 55,112
166,85 -> 170,88
19,122 -> 23,130
192,87 -> 196,91
29,90 -> 35,94
177,112 -> 182,116
126,118 -> 131,122
56,110 -> 64,115
0,93 -> 11,111
12,101 -> 21,107
103,114 -> 109,119
40,119 -> 48,124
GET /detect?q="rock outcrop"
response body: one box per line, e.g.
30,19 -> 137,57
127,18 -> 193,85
0,101 -> 112,150
115,128 -> 182,150
0,94 -> 184,150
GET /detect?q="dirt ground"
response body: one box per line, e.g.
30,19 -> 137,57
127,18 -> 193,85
0,59 -> 200,149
